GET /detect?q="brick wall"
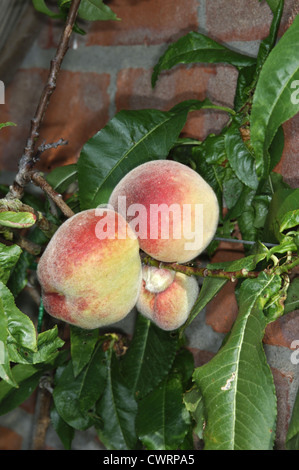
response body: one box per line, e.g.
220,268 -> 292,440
0,0 -> 298,450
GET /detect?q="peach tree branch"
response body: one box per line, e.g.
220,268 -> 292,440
6,0 -> 81,204
142,253 -> 299,281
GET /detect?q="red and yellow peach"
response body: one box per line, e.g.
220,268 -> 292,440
37,208 -> 142,329
137,265 -> 199,331
109,160 -> 219,263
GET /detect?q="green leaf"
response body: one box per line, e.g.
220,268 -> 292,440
121,314 -> 179,400
136,374 -> 191,450
279,209 -> 299,233
266,236 -> 297,261
0,122 -> 16,130
0,211 -> 36,229
70,326 -> 99,377
234,64 -> 256,110
32,0 -> 62,18
0,364 -> 44,413
193,272 -> 281,450
225,185 -> 256,221
284,278 -> 299,314
254,0 -> 284,79
0,243 -> 22,285
250,12 -> 299,178
78,0 -> 119,21
223,171 -> 245,210
263,188 -> 299,242
46,164 -> 78,193
53,362 -> 94,431
0,281 -> 37,354
224,119 -> 259,190
286,384 -> 299,449
260,0 -> 282,13
76,341 -> 107,414
196,159 -> 226,211
8,326 -> 64,365
53,341 -> 107,430
170,98 -> 235,116
0,297 -> 16,387
183,385 -> 205,440
268,126 -> 284,172
50,404 -> 75,450
183,253 -> 268,330
96,342 -> 138,450
152,31 -> 256,87
171,348 -> 194,388
77,108 -> 189,209
7,250 -> 35,298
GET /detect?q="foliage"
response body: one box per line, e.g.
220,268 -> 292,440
0,0 -> 298,450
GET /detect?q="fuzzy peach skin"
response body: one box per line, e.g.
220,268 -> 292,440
108,160 -> 219,263
37,208 -> 142,330
137,265 -> 199,331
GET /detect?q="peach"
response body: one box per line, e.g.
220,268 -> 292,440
37,208 -> 142,329
108,160 -> 219,263
137,265 -> 199,331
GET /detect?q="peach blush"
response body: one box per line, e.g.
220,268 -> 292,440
108,160 -> 219,263
137,265 -> 199,331
37,208 -> 142,329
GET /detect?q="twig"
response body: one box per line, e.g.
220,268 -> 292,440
31,138 -> 68,168
6,0 -> 82,200
142,252 -> 299,281
30,171 -> 75,219
142,255 -> 260,281
14,234 -> 42,256
30,374 -> 53,451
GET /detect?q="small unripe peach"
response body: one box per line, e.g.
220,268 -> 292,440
137,265 -> 199,331
108,160 -> 219,263
37,208 -> 142,329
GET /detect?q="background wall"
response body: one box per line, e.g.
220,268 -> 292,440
0,0 -> 298,450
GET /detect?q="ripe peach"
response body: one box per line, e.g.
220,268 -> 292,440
108,160 -> 219,263
37,208 -> 142,329
137,265 -> 199,331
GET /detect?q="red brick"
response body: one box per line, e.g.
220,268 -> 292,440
273,116 -> 299,189
205,240 -> 244,334
38,18 -> 86,50
0,69 -> 110,173
0,69 -> 46,172
271,367 -> 294,450
19,389 -> 38,415
0,427 -> 23,450
36,70 -> 110,172
206,0 -> 273,42
277,0 -> 299,37
206,0 -> 298,42
264,310 -> 299,349
86,0 -> 199,46
116,64 -> 237,141
188,347 -> 215,368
